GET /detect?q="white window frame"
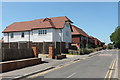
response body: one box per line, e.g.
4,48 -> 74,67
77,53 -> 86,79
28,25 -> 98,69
38,30 -> 47,35
10,33 -> 14,38
21,32 -> 24,38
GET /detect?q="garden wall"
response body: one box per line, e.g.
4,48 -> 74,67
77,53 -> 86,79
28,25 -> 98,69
0,42 -> 69,61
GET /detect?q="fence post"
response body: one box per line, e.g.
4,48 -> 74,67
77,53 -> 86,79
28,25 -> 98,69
27,42 -> 29,48
43,41 -> 45,54
54,42 -> 56,56
18,42 -> 19,49
9,42 -> 10,48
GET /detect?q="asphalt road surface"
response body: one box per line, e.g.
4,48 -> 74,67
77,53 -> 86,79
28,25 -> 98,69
21,50 -> 118,80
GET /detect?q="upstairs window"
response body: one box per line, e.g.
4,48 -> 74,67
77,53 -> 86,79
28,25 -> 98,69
38,30 -> 41,35
38,30 -> 47,35
10,33 -> 14,38
45,30 -> 47,34
21,32 -> 24,38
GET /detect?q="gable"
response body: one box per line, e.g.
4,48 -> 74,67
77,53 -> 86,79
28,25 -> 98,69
72,25 -> 89,37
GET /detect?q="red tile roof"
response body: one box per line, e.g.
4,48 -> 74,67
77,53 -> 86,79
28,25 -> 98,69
71,25 -> 89,37
2,16 -> 73,33
89,36 -> 101,45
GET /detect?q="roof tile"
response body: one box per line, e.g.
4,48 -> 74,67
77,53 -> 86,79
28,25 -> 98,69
71,25 -> 89,37
3,16 -> 72,32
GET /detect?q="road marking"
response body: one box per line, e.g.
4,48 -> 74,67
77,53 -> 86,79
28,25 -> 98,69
104,59 -> 114,80
27,60 -> 80,78
66,73 -> 76,78
104,59 -> 116,80
26,53 -> 98,79
108,59 -> 116,80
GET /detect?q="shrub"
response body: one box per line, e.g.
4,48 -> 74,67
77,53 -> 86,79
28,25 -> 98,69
80,48 -> 94,55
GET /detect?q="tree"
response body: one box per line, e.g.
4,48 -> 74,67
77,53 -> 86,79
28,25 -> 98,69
110,26 -> 120,48
107,43 -> 114,49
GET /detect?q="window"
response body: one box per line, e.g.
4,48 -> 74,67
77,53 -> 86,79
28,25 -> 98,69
32,31 -> 33,35
43,30 -> 45,34
10,33 -> 14,38
38,30 -> 41,35
44,30 -> 47,34
21,32 -> 24,37
38,30 -> 47,35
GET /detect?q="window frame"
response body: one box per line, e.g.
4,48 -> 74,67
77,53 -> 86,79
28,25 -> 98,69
21,32 -> 25,38
10,33 -> 14,38
38,30 -> 47,35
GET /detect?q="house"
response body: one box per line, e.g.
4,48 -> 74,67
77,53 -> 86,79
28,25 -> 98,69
89,36 -> 102,47
2,16 -> 73,54
71,25 -> 93,49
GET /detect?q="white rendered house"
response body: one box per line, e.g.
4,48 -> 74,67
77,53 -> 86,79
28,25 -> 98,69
2,16 -> 73,49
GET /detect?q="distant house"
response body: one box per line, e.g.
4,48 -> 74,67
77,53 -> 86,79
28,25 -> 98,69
71,25 -> 93,48
2,16 -> 73,54
89,36 -> 102,47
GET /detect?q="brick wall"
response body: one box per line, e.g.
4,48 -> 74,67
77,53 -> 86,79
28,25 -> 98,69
48,45 -> 55,58
32,42 -> 67,54
1,58 -> 41,72
32,42 -> 53,54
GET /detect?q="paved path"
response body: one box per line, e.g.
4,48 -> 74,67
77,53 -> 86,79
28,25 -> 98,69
21,50 -> 118,80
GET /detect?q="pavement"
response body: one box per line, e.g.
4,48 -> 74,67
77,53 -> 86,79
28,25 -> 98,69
1,50 -> 109,80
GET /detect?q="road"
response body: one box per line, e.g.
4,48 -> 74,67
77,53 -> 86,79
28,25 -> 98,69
20,50 -> 118,80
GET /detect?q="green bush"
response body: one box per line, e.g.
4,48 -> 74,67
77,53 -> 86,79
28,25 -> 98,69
80,48 -> 94,55
68,48 -> 100,55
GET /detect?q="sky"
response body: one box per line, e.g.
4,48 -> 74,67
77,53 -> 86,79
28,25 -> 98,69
1,2 -> 118,44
